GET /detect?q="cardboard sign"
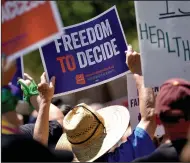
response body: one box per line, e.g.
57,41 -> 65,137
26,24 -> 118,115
40,6 -> 129,97
2,1 -> 63,61
127,73 -> 165,137
135,1 -> 190,87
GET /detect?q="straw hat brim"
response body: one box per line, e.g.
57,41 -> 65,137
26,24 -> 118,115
56,105 -> 130,162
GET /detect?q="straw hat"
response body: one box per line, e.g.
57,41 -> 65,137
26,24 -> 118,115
55,103 -> 130,162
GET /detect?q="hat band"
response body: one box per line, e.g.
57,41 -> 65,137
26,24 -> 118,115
67,122 -> 102,145
76,104 -> 106,130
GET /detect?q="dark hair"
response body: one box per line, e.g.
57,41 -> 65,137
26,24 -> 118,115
153,136 -> 164,148
60,105 -> 73,116
159,109 -> 189,124
52,99 -> 63,107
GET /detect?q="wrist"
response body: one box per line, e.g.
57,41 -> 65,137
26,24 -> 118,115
30,95 -> 51,110
38,99 -> 51,112
39,98 -> 51,105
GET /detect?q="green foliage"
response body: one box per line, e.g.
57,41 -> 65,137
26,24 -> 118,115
24,1 -> 139,80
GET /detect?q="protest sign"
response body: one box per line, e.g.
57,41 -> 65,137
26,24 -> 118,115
2,1 -> 63,61
11,57 -> 24,86
126,73 -> 165,137
135,1 -> 190,87
40,6 -> 129,97
10,57 -> 24,99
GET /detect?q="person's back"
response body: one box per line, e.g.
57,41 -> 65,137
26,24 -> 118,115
133,78 -> 190,162
133,139 -> 186,162
1,68 -> 73,162
2,133 -> 73,162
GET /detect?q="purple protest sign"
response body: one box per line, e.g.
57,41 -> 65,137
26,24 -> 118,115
40,6 -> 129,97
10,57 -> 24,99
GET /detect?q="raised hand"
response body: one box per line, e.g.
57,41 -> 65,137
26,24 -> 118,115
37,72 -> 55,102
18,73 -> 34,88
125,45 -> 142,75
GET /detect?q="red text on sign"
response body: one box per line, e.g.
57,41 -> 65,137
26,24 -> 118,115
56,55 -> 76,73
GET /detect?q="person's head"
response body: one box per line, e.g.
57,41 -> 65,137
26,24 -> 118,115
60,104 -> 73,116
2,86 -> 23,127
78,98 -> 93,105
1,56 -> 22,127
55,103 -> 130,162
90,103 -> 132,154
52,98 -> 63,108
155,78 -> 190,141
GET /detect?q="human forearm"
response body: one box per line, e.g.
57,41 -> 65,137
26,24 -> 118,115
32,73 -> 56,146
138,84 -> 155,120
30,95 -> 63,126
136,75 -> 156,139
125,45 -> 156,139
33,99 -> 50,146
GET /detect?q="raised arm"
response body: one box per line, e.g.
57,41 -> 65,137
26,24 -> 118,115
126,45 -> 156,139
18,73 -> 64,127
32,72 -> 55,145
134,74 -> 156,139
30,96 -> 64,126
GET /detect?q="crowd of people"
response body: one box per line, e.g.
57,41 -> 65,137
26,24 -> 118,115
2,45 -> 190,162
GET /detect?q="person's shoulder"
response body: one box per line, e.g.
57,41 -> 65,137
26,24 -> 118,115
48,120 -> 63,136
134,127 -> 151,137
2,133 -> 39,149
47,120 -> 64,148
128,127 -> 153,142
2,134 -> 73,162
133,142 -> 178,162
19,123 -> 35,136
2,133 -> 30,141
157,142 -> 178,157
49,120 -> 63,128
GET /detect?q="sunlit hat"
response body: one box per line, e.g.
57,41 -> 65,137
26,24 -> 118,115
55,103 -> 130,162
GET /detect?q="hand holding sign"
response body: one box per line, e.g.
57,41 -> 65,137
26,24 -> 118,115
40,6 -> 129,96
135,1 -> 190,87
126,45 -> 142,75
38,72 -> 55,102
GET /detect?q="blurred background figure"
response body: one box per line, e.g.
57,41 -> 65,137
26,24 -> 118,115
89,103 -> 104,111
77,98 -> 93,105
52,98 -> 64,108
133,78 -> 190,162
152,135 -> 171,148
16,113 -> 24,126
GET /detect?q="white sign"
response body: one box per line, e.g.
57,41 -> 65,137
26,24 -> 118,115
135,1 -> 190,87
127,73 -> 165,137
